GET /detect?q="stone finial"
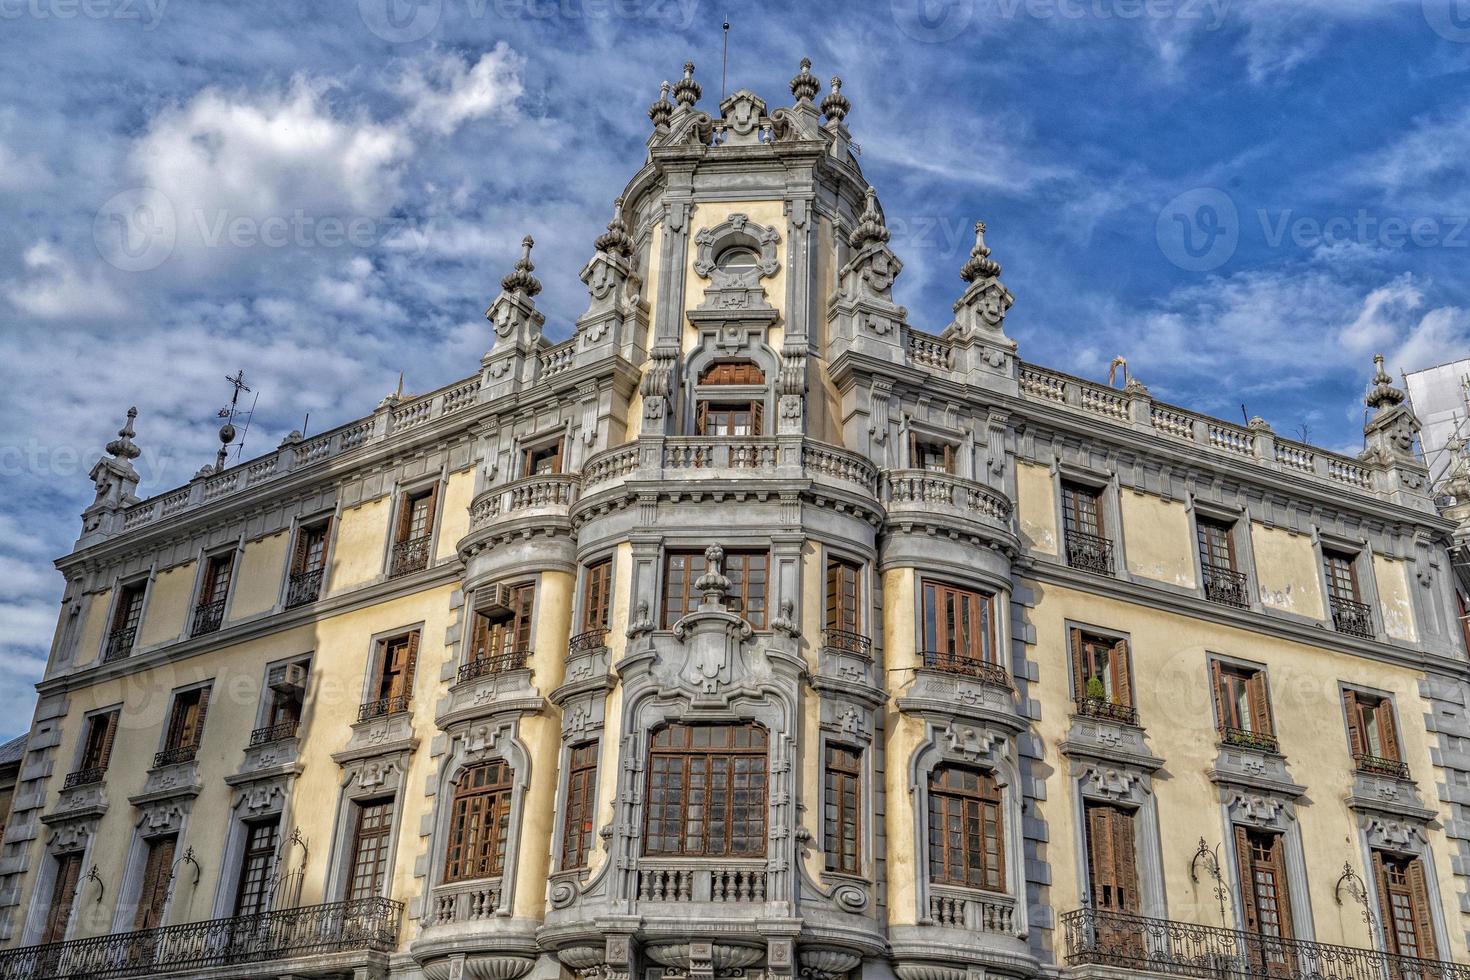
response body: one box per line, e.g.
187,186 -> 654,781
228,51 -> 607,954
1247,415 -> 1273,433
959,221 -> 1002,282
648,80 -> 673,129
105,406 -> 142,461
1366,353 -> 1406,411
849,187 -> 890,250
790,57 -> 819,103
695,543 -> 731,602
672,61 -> 701,108
500,235 -> 542,297
820,76 -> 850,124
594,198 -> 634,258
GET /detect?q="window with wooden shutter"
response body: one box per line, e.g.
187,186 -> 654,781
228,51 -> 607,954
825,558 -> 862,640
560,743 -> 598,870
823,744 -> 862,875
1373,851 -> 1439,961
1084,803 -> 1140,913
1235,827 -> 1293,940
581,560 -> 612,633
927,765 -> 1004,891
292,519 -> 331,574
908,434 -> 955,474
1212,661 -> 1277,751
1071,630 -> 1134,723
198,553 -> 233,606
468,587 -> 534,673
234,817 -> 280,917
444,761 -> 515,882
1324,550 -> 1361,602
134,834 -> 178,929
921,580 -> 996,673
397,487 -> 436,543
78,710 -> 119,773
111,582 -> 147,634
523,439 -> 564,476
1458,590 -> 1470,659
160,686 -> 210,763
1196,518 -> 1236,571
367,631 -> 418,717
1344,690 -> 1406,776
644,723 -> 768,857
347,798 -> 394,900
1062,483 -> 1105,538
40,853 -> 83,945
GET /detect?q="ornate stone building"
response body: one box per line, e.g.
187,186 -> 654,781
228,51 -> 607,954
2,61 -> 1470,980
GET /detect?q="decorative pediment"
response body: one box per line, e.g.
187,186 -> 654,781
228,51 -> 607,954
1226,791 -> 1293,830
135,798 -> 189,837
690,214 -> 781,316
940,724 -> 1003,766
1363,815 -> 1429,854
1081,765 -> 1150,804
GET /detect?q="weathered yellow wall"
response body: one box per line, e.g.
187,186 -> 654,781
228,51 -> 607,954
799,540 -> 825,881
585,543 -> 633,879
1121,493 -> 1197,588
328,496 -> 390,593
229,533 -> 288,623
435,469 -> 475,563
1251,523 -> 1325,620
75,589 -> 112,666
1373,554 -> 1418,642
881,566 -> 924,926
137,563 -> 193,648
681,201 -> 788,355
1016,462 -> 1059,556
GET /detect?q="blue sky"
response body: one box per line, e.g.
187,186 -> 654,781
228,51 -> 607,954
1,0 -> 1468,737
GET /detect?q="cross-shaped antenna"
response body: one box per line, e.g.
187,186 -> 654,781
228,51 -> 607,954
217,369 -> 252,421
214,370 -> 253,471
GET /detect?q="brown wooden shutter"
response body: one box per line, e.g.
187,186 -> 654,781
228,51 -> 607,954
193,687 -> 210,746
751,401 -> 764,436
135,835 -> 176,929
696,402 -> 708,436
1070,629 -> 1086,698
1406,858 -> 1439,959
1111,639 -> 1133,708
1268,834 -> 1294,940
907,431 -> 917,468
1343,690 -> 1366,757
1372,850 -> 1395,948
942,443 -> 954,473
1378,701 -> 1400,763
99,711 -> 118,769
1234,826 -> 1260,934
42,854 -> 83,944
1248,671 -> 1273,736
1115,808 -> 1140,912
1210,660 -> 1226,730
1086,805 -> 1113,907
403,631 -> 420,692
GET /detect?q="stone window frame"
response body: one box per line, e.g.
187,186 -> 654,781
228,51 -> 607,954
1311,529 -> 1384,640
276,507 -> 338,610
679,327 -> 780,440
555,738 -> 602,873
1050,461 -> 1128,580
461,580 -> 538,672
112,799 -> 193,933
898,414 -> 972,479
1337,681 -> 1408,772
155,678 -> 215,759
574,550 -> 617,636
358,621 -> 426,710
815,726 -> 874,883
97,565 -> 156,662
250,651 -> 313,732
211,777 -> 294,919
1063,619 -> 1135,712
183,537 -> 244,638
514,423 -> 571,479
324,751 -> 413,903
820,544 -> 870,643
1185,497 -> 1261,610
1069,762 -> 1168,920
1220,793 -> 1317,942
381,469 -> 447,578
1357,826 -> 1453,961
1206,652 -> 1280,752
22,824 -> 98,946
913,571 -> 1007,675
69,703 -> 123,776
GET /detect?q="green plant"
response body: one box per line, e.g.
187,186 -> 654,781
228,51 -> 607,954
1085,676 -> 1106,701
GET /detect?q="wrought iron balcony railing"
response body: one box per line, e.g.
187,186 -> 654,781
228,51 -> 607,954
1220,726 -> 1281,754
569,628 -> 609,654
102,626 -> 136,663
1355,753 -> 1411,780
190,598 -> 227,637
1075,696 -> 1140,727
1202,564 -> 1250,608
248,721 -> 299,747
1062,906 -> 1470,980
1066,530 -> 1114,576
357,695 -> 411,722
284,567 -> 325,609
457,650 -> 529,684
920,649 -> 1011,688
0,896 -> 403,980
823,628 -> 872,657
1330,595 -> 1375,639
152,744 -> 198,768
389,534 -> 431,578
62,766 -> 107,790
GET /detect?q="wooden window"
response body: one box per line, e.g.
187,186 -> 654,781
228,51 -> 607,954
1196,518 -> 1237,571
163,687 -> 210,754
644,723 -> 768,857
699,361 -> 765,385
581,560 -> 612,633
928,765 -> 1004,891
696,401 -> 763,437
198,553 -> 233,606
1373,851 -> 1438,961
1212,662 -> 1274,737
921,580 -> 995,665
234,818 -> 280,917
78,710 -> 119,773
1085,803 -> 1140,913
134,834 -> 178,929
825,558 -> 861,637
1070,631 -> 1132,708
40,853 -> 83,945
396,487 -> 437,543
265,663 -> 307,730
347,798 -> 394,900
444,761 -> 515,882
1323,550 -> 1361,603
1344,690 -> 1402,766
1062,482 -> 1105,538
291,519 -> 331,574
1236,828 -> 1294,942
523,440 -> 564,476
909,434 -> 954,474
663,550 -> 769,628
560,743 -> 599,870
372,632 -> 419,705
111,582 -> 146,634
470,586 -> 535,663
823,744 -> 862,875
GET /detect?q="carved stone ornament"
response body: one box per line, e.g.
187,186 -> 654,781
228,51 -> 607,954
693,213 -> 780,285
942,724 -> 999,763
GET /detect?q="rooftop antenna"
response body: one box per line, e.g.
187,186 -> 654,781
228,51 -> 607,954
234,388 -> 259,463
215,370 -> 252,472
721,18 -> 730,103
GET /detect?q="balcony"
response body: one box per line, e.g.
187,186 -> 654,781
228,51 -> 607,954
284,567 -> 324,609
467,473 -> 580,537
1202,564 -> 1250,608
926,886 -> 1017,934
1330,595 -> 1375,639
577,438 -> 879,503
880,469 -> 1013,542
426,879 -> 503,926
1220,726 -> 1280,755
248,721 -> 299,747
823,628 -> 871,657
635,859 -> 768,904
920,650 -> 1011,689
62,766 -> 106,790
190,597 -> 226,637
152,744 -> 198,768
457,650 -> 528,684
357,695 -> 410,722
1062,907 -> 1470,980
0,896 -> 403,980
1355,753 -> 1411,780
569,628 -> 609,653
102,626 -> 136,663
1075,696 -> 1139,728
389,534 -> 431,578
1065,530 -> 1114,576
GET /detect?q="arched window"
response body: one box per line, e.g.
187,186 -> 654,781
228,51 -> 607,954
715,245 -> 760,274
645,722 -> 768,857
444,761 -> 514,882
928,765 -> 1004,891
695,360 -> 766,437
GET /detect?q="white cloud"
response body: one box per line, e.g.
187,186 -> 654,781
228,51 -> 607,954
4,241 -> 128,319
396,45 -> 525,137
